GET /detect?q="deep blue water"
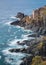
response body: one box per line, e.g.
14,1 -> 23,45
0,0 -> 46,65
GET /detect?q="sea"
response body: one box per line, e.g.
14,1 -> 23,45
0,0 -> 46,65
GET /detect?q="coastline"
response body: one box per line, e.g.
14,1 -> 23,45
9,6 -> 46,65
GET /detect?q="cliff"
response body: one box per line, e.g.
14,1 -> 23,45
11,5 -> 46,35
10,5 -> 46,65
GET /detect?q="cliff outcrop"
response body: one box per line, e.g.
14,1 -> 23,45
11,5 -> 46,34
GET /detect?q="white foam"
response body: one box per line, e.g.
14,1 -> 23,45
8,35 -> 28,46
15,25 -> 22,28
2,48 -> 26,56
21,34 -> 35,40
16,25 -> 32,32
24,29 -> 33,33
8,33 -> 35,47
5,57 -> 23,65
2,48 -> 12,55
16,60 -> 23,65
17,26 -> 32,33
15,25 -> 24,30
0,56 -> 1,59
8,39 -> 21,46
10,16 -> 20,20
10,16 -> 16,19
5,21 -> 12,25
21,34 -> 28,38
5,57 -> 12,64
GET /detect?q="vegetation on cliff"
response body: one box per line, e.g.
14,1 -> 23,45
30,36 -> 46,65
31,56 -> 46,65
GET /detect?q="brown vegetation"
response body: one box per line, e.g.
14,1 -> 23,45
31,56 -> 46,65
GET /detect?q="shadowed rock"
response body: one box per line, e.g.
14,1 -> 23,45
16,12 -> 25,19
28,34 -> 39,37
20,55 -> 33,65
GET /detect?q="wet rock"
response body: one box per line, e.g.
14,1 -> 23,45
9,47 -> 33,54
20,61 -> 26,65
38,27 -> 44,34
11,20 -> 20,25
17,41 -> 26,45
17,39 -> 34,46
9,48 -> 28,53
28,34 -> 39,37
9,48 -> 20,52
20,55 -> 33,65
41,29 -> 46,35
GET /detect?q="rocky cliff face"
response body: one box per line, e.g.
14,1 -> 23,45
11,6 -> 46,26
14,6 -> 46,34
10,5 -> 46,65
24,5 -> 46,27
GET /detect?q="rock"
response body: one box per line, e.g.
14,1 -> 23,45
9,48 -> 28,53
28,34 -> 39,37
10,20 -> 20,25
9,47 -> 33,54
38,27 -> 44,34
17,39 -> 34,46
10,6 -> 46,35
9,48 -> 20,52
16,12 -> 25,19
41,29 -> 46,35
39,40 -> 46,56
20,61 -> 26,65
20,55 -> 33,65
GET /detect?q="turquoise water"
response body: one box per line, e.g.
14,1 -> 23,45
0,0 -> 46,65
0,17 -> 33,65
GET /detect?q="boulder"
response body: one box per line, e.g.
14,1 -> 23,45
16,12 -> 25,19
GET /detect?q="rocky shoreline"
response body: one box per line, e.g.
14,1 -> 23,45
10,6 -> 46,65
